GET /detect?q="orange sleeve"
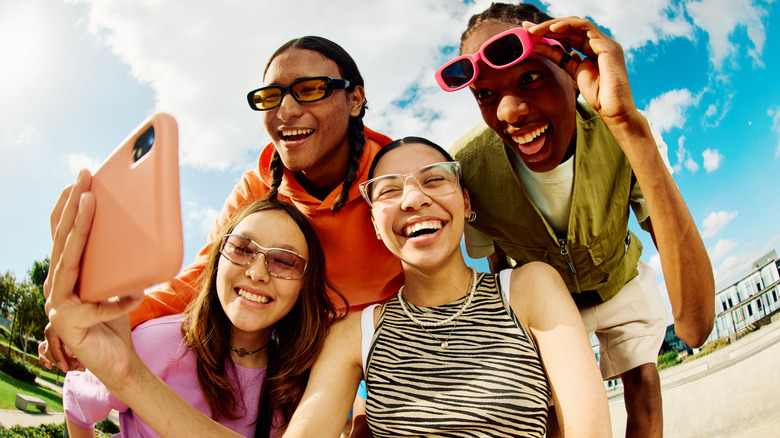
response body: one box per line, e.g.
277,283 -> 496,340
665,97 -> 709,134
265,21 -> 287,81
129,167 -> 270,327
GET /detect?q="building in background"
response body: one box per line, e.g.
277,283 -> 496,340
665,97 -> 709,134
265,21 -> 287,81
711,250 -> 780,341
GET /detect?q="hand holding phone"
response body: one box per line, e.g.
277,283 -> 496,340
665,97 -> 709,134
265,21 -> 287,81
78,113 -> 183,302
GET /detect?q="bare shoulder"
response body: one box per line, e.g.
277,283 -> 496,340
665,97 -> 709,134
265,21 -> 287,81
508,262 -> 573,327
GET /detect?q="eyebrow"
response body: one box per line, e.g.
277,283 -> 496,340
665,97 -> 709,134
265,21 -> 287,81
239,233 -> 304,253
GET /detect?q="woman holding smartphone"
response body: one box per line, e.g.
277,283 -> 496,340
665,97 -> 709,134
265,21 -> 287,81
41,36 -> 403,373
62,199 -> 344,437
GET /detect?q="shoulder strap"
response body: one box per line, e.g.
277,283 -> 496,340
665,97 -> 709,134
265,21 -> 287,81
361,304 -> 381,376
498,268 -> 513,301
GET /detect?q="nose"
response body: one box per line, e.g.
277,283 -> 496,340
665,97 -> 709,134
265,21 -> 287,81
399,176 -> 431,211
496,93 -> 530,125
245,252 -> 271,282
277,92 -> 303,122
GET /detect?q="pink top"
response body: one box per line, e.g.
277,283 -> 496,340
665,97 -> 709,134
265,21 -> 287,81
63,314 -> 272,437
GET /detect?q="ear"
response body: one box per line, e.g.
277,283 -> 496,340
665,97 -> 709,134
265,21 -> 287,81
370,213 -> 381,236
348,85 -> 366,118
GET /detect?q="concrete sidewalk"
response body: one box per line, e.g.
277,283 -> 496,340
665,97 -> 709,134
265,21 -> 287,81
608,320 -> 780,437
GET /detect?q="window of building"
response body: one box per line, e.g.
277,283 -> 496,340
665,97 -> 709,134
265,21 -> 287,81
747,305 -> 753,317
773,290 -> 778,302
722,300 -> 729,312
757,299 -> 763,311
733,309 -> 744,323
728,298 -> 734,307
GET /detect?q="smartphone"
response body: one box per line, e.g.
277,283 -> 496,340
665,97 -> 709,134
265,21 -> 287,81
78,113 -> 183,302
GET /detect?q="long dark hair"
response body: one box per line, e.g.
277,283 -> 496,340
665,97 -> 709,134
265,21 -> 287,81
367,136 -> 456,180
263,36 -> 368,214
182,199 -> 346,433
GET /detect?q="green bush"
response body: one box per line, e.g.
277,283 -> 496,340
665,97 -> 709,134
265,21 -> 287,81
96,419 -> 120,435
656,350 -> 682,370
0,423 -> 64,437
0,354 -> 36,384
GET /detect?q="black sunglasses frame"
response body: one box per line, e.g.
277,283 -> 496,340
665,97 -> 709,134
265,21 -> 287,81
246,76 -> 351,111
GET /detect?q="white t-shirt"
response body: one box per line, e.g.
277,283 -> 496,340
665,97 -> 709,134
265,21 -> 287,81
461,112 -> 673,259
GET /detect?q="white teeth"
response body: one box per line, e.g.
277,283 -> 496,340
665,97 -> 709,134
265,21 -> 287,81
280,128 -> 313,137
403,220 -> 443,237
238,288 -> 270,304
512,124 -> 548,145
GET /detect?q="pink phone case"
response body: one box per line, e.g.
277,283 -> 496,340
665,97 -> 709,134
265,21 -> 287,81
78,113 -> 183,302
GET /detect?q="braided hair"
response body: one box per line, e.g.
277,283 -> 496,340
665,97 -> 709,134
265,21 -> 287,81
263,36 -> 368,214
461,2 -> 554,48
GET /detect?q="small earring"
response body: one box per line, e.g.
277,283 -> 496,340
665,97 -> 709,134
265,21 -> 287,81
467,211 -> 477,223
376,233 -> 382,240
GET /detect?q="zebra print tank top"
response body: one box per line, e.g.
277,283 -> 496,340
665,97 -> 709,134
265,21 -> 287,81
364,272 -> 551,437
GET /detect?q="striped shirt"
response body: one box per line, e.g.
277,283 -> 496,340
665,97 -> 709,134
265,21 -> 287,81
364,273 -> 551,437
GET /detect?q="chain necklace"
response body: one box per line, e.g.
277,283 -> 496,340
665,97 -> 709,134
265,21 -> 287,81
230,339 -> 272,357
397,268 -> 477,348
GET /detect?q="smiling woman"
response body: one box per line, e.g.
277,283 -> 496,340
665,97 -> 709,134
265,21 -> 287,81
283,136 -> 610,437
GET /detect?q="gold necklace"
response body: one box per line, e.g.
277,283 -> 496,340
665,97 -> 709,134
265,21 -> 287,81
397,268 -> 477,349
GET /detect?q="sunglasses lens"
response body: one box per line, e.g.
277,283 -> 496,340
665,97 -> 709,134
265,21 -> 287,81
292,78 -> 330,103
483,33 -> 526,67
222,235 -> 256,264
440,59 -> 475,89
266,249 -> 307,278
252,88 -> 283,110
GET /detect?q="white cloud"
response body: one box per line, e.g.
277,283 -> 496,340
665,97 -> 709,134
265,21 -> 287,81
673,135 -> 699,174
68,0 -> 480,172
686,0 -> 768,69
769,106 -> 780,158
707,239 -> 738,264
68,152 -> 101,176
702,148 -> 723,172
185,201 -> 220,238
544,0 -> 694,51
701,210 -> 737,239
644,89 -> 698,134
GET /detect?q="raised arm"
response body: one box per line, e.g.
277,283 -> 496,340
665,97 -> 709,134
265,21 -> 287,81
511,262 -> 610,437
45,173 -> 242,438
284,312 -> 364,437
529,17 -> 715,347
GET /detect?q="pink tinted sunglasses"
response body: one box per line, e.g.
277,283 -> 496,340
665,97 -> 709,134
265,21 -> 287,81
435,26 -> 563,92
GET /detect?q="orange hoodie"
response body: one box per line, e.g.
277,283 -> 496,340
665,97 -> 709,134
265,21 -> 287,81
129,128 -> 404,327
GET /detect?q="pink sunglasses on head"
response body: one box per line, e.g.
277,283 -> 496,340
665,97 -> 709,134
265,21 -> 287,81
435,26 -> 563,92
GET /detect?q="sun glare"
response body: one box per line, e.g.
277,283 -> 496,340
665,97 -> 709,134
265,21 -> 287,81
0,3 -> 57,98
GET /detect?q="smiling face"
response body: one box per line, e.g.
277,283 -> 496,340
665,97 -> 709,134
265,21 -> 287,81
216,209 -> 308,340
262,48 -> 365,186
369,143 -> 471,270
463,21 -> 578,172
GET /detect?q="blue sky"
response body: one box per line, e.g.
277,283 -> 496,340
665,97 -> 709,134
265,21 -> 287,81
1,0 -> 778,320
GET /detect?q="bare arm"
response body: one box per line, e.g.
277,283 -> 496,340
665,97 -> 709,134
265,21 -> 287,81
66,418 -> 96,438
285,312 -> 364,437
45,174 -> 242,438
529,18 -> 715,347
511,262 -> 610,437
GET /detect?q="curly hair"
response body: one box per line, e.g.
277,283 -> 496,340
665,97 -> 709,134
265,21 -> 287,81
181,199 -> 346,434
461,2 -> 554,49
263,36 -> 368,214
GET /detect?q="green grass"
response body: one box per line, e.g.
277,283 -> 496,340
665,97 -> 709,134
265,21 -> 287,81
0,369 -> 63,412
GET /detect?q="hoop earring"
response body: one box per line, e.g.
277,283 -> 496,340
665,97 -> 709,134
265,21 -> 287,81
467,211 -> 477,223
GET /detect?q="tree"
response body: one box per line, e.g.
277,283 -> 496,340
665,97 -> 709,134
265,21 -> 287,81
15,281 -> 47,360
0,271 -> 20,320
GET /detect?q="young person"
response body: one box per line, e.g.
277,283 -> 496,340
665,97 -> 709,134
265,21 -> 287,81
438,3 -> 715,436
283,137 -> 610,437
61,199 -> 344,437
40,36 -> 403,374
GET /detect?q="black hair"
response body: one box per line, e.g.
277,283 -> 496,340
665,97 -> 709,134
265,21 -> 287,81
461,2 -> 554,49
263,36 -> 368,214
367,136 -> 456,180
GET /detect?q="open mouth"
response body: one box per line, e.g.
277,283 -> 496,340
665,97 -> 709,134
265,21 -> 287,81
509,123 -> 548,156
403,220 -> 444,238
280,128 -> 313,142
237,288 -> 272,304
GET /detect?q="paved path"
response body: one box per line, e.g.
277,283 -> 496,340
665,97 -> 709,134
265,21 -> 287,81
608,320 -> 780,437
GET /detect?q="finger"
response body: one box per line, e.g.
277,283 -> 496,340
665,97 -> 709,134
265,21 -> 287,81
532,44 -> 582,78
51,191 -> 96,306
61,344 -> 85,372
44,324 -> 70,372
528,17 -> 598,56
38,341 -> 53,370
46,170 -> 92,300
